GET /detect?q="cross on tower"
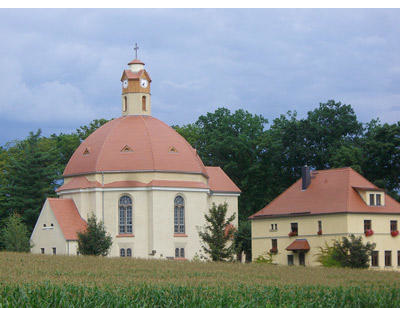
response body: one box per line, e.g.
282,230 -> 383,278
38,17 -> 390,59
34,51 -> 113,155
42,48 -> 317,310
134,43 -> 139,59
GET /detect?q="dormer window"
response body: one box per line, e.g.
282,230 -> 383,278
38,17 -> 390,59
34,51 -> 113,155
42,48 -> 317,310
376,194 -> 382,206
369,194 -> 375,206
169,146 -> 178,153
83,148 -> 90,155
354,187 -> 385,206
121,145 -> 133,153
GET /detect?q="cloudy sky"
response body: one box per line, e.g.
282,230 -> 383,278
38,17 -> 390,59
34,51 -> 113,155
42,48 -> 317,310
0,8 -> 399,145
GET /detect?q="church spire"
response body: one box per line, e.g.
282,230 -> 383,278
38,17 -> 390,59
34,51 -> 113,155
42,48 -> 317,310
120,45 -> 151,116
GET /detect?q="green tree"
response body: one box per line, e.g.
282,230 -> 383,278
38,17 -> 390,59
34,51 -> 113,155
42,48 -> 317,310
0,130 -> 59,230
360,120 -> 400,200
318,234 -> 375,268
175,108 -> 269,220
76,119 -> 110,141
198,203 -> 236,261
233,220 -> 252,262
0,212 -> 31,252
77,213 -> 112,256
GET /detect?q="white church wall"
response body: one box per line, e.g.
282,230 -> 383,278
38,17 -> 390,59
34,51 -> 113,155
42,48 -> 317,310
209,194 -> 239,228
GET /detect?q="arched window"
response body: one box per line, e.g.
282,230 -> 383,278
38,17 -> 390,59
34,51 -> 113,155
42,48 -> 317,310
126,248 -> 132,257
119,195 -> 132,234
142,96 -> 146,111
123,96 -> 127,112
120,248 -> 125,257
174,196 -> 185,234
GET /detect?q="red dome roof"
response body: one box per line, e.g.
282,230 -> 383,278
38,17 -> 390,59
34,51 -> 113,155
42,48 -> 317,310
63,116 -> 208,177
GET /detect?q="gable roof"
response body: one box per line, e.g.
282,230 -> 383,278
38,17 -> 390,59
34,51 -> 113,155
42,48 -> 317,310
48,198 -> 87,240
249,167 -> 400,219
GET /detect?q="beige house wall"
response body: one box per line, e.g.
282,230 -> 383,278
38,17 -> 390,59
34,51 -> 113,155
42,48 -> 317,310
31,200 -> 70,255
121,93 -> 151,116
252,212 -> 400,269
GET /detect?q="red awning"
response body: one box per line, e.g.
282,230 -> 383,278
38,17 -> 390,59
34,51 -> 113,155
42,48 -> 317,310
286,239 -> 310,251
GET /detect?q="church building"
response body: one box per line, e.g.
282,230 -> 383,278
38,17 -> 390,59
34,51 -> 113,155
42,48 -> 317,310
30,50 -> 240,259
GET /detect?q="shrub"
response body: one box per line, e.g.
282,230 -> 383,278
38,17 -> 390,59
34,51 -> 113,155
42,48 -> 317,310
77,214 -> 112,256
0,212 -> 31,252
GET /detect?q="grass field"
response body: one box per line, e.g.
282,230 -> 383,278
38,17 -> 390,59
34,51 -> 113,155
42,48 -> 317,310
1,252 -> 400,307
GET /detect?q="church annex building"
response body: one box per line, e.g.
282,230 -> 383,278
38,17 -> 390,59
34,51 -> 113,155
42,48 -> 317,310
30,53 -> 240,260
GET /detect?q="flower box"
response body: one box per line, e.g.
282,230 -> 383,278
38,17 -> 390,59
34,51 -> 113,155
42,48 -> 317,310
270,247 -> 278,254
365,229 -> 374,237
288,231 -> 298,237
317,230 -> 322,235
391,230 -> 399,237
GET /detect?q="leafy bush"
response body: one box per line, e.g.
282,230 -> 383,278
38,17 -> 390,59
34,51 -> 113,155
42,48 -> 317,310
77,214 -> 112,256
254,251 -> 275,264
0,213 -> 31,252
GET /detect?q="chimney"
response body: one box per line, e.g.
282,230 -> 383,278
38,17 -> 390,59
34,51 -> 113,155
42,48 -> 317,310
302,165 -> 311,190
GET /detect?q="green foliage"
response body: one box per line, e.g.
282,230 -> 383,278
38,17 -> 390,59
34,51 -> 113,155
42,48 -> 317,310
318,235 -> 375,268
233,220 -> 251,262
316,242 -> 342,267
0,213 -> 31,252
198,203 -> 236,261
76,119 -> 110,141
0,130 -> 59,230
2,283 -> 400,307
254,251 -> 275,264
77,214 -> 112,256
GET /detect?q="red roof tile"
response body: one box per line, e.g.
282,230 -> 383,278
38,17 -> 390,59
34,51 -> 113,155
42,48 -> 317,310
63,116 -> 208,177
286,239 -> 310,251
249,167 -> 400,219
206,166 -> 241,193
56,177 -> 101,192
48,198 -> 87,240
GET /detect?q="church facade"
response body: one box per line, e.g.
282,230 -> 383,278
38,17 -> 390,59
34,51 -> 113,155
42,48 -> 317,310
30,54 -> 240,260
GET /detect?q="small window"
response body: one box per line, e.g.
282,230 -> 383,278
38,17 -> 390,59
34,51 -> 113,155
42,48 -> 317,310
52,247 -> 56,255
270,224 -> 278,231
391,220 -> 398,232
371,251 -> 379,267
51,223 -> 54,227
120,248 -> 126,257
318,220 -> 322,232
364,220 -> 371,232
291,223 -> 298,233
271,239 -> 277,252
83,148 -> 90,155
142,96 -> 146,111
126,248 -> 132,257
41,248 -> 45,254
175,248 -> 185,258
385,251 -> 392,267
369,194 -> 375,206
398,251 -> 400,266
376,194 -> 382,206
43,224 -> 46,227
287,255 -> 294,266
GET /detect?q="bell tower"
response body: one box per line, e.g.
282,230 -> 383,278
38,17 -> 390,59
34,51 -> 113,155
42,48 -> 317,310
121,43 -> 152,116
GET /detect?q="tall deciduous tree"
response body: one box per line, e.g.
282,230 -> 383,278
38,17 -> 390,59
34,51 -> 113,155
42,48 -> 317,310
0,130 -> 59,230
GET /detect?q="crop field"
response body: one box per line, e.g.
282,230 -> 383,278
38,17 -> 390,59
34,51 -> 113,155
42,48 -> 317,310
1,252 -> 400,307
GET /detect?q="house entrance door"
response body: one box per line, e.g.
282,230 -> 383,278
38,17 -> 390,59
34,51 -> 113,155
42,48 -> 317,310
299,252 -> 305,266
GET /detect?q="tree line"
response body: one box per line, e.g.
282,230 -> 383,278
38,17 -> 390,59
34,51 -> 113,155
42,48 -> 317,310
0,100 -> 399,248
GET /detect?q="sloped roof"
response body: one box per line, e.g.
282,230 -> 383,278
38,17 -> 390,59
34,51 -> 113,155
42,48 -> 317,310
206,166 -> 241,193
286,239 -> 310,251
249,167 -> 400,219
121,69 -> 151,81
48,198 -> 87,240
